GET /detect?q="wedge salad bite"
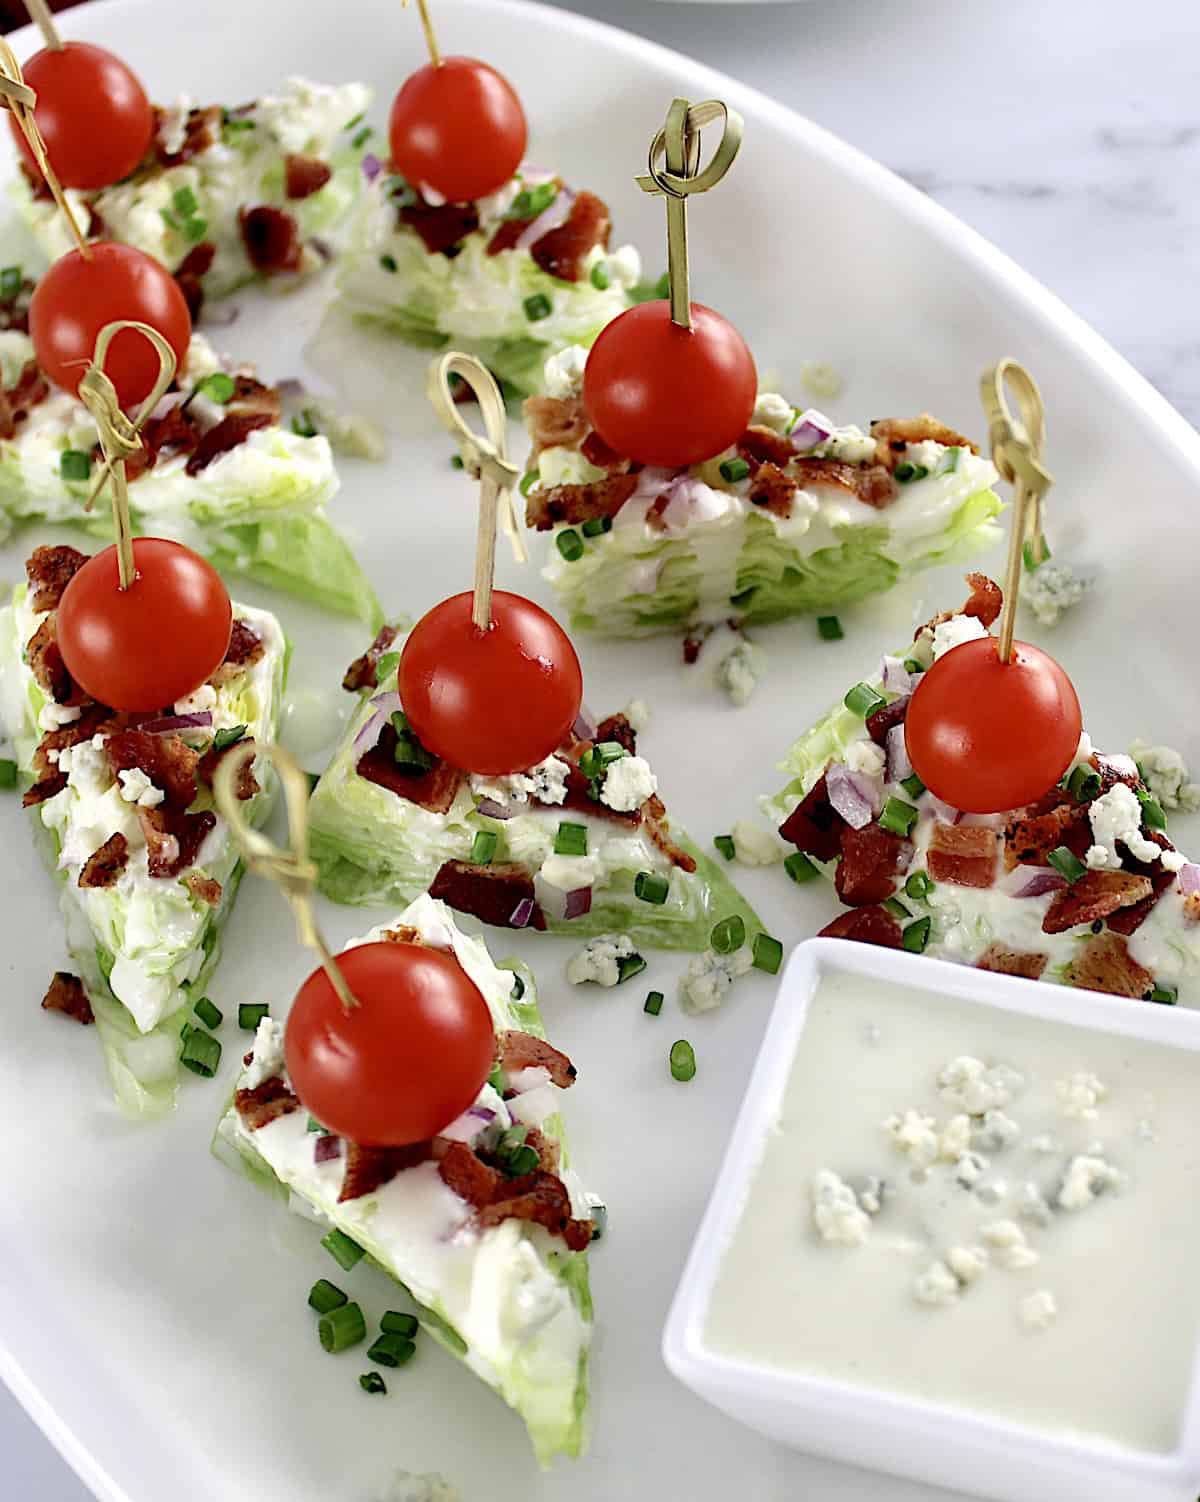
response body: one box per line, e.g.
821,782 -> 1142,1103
0,543 -> 287,1115
214,894 -> 595,1465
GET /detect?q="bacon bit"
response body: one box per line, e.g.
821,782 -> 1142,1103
227,373 -> 283,425
926,823 -> 998,889
748,461 -> 797,517
0,359 -> 50,439
478,1169 -> 592,1250
356,726 -> 464,812
558,761 -> 638,828
1105,835 -> 1176,936
239,205 -> 303,274
125,402 -> 195,481
866,697 -> 908,746
185,410 -> 276,474
870,414 -> 977,471
593,712 -> 637,755
78,831 -> 129,889
486,217 -> 527,256
793,457 -> 896,509
186,872 -> 223,906
916,573 -> 1003,639
523,1125 -> 561,1175
106,730 -> 199,811
197,736 -> 258,800
285,153 -> 333,200
400,198 -> 480,255
1042,870 -> 1154,935
438,1140 -> 500,1208
1064,932 -> 1154,999
737,426 -> 794,467
235,1075 -> 300,1130
818,905 -> 903,948
212,619 -> 265,678
23,771 -> 66,807
524,473 -> 639,529
500,1030 -> 576,1088
429,859 -> 547,931
381,924 -> 424,945
1005,800 -> 1087,868
530,191 -> 611,282
29,703 -> 113,788
158,104 -> 221,166
173,240 -> 216,320
779,773 -> 844,863
580,430 -> 629,471
643,795 -> 697,872
42,971 -> 94,1024
25,616 -> 73,704
836,821 -> 909,905
1092,753 -> 1141,795
339,1141 -> 431,1203
342,624 -> 399,693
26,544 -> 88,612
682,627 -> 712,665
138,807 -> 216,878
976,944 -> 1047,980
524,394 -> 590,456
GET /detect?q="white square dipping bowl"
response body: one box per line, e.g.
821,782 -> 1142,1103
662,938 -> 1200,1502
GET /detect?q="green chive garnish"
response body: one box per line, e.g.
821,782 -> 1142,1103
506,1144 -> 539,1176
374,651 -> 401,683
381,1311 -> 418,1338
60,449 -> 91,481
1137,790 -> 1167,832
589,261 -> 610,291
903,658 -> 924,675
308,1279 -> 348,1314
556,529 -> 584,562
883,897 -> 910,920
368,1333 -> 416,1368
554,822 -> 588,856
507,181 -> 557,220
172,185 -> 198,217
843,682 -> 886,718
1048,846 -> 1087,884
784,851 -> 818,884
359,1371 -> 387,1395
1151,984 -> 1178,1006
817,615 -> 843,641
319,1301 -> 367,1353
292,409 -> 319,438
635,870 -> 669,905
616,953 -> 647,985
212,724 -> 248,752
719,457 -> 750,483
578,741 -> 627,778
752,933 -> 783,975
893,461 -> 929,484
879,797 -> 919,837
581,515 -> 612,537
196,371 -> 235,404
523,292 -> 552,322
321,1228 -> 366,1271
519,471 -> 538,497
510,974 -> 525,1001
904,870 -> 934,900
1067,765 -> 1101,801
1023,538 -> 1051,571
238,1002 -> 268,1030
0,759 -> 16,790
487,1064 -> 504,1094
901,916 -> 932,953
670,1040 -> 697,1083
307,1115 -> 327,1133
713,834 -> 735,861
184,216 -> 208,242
343,111 -> 365,130
379,253 -> 398,273
469,830 -> 497,864
643,990 -> 664,1016
0,264 -> 21,298
711,915 -> 745,955
899,772 -> 926,800
193,996 -> 222,1030
450,453 -> 464,469
352,125 -> 373,149
939,446 -> 962,475
180,1029 -> 220,1078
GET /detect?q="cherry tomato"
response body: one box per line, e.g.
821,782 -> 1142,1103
56,538 -> 232,712
399,590 -> 583,776
388,56 -> 526,204
12,42 -> 153,190
30,243 -> 192,409
583,300 -> 757,469
285,941 -> 496,1146
904,636 -> 1082,814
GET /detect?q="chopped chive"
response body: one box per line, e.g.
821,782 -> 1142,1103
381,1311 -> 419,1338
221,113 -> 256,134
374,651 -> 401,683
368,1333 -> 416,1368
556,528 -> 584,562
901,916 -> 932,953
172,185 -> 198,217
507,181 -> 557,221
893,461 -> 929,484
505,1144 -> 539,1176
59,449 -> 91,481
487,1063 -> 504,1093
711,914 -> 746,955
670,1039 -> 697,1083
635,870 -> 670,905
1048,846 -> 1087,884
1067,765 -> 1101,801
879,797 -> 919,837
319,1301 -> 366,1353
752,933 -> 783,975
589,261 -> 610,291
212,723 -> 248,752
510,974 -> 525,1001
292,409 -> 319,438
469,830 -> 498,864
498,1124 -> 528,1156
719,457 -> 750,483
321,1228 -> 366,1270
184,216 -> 208,242
904,870 -> 934,900
1150,984 -> 1178,1006
308,1279 -> 348,1314
359,1371 -> 387,1395
0,758 -> 17,790
180,1028 -> 220,1078
899,772 -> 926,800
616,953 -> 647,985
519,471 -> 538,497
193,996 -> 222,1030
578,741 -> 628,778
0,264 -> 22,298
196,371 -> 235,404
713,834 -> 735,862
523,292 -> 552,322
1023,538 -> 1052,571
1136,790 -> 1167,832
643,990 -> 664,1016
307,1115 -> 327,1134
554,821 -> 588,856
784,851 -> 818,884
938,446 -> 962,475
903,658 -> 924,675
581,514 -> 612,537
883,897 -> 910,921
379,253 -> 398,273
352,125 -> 374,149
450,453 -> 464,469
238,1002 -> 268,1030
843,682 -> 886,718
817,615 -> 843,641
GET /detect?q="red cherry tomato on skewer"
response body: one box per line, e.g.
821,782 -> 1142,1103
583,300 -> 757,470
56,538 -> 232,712
11,42 -> 153,191
30,243 -> 192,409
389,56 -> 526,204
904,637 -> 1082,815
399,590 -> 583,777
285,942 -> 496,1147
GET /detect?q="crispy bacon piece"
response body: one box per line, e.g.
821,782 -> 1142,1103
381,924 -> 423,945
529,191 -> 611,282
239,205 -> 303,274
212,619 -> 266,679
29,703 -> 113,792
1092,753 -> 1141,795
23,770 -> 66,807
197,736 -> 258,800
523,1125 -> 561,1175
235,1075 -> 300,1130
125,401 -> 196,480
438,1140 -> 500,1208
1005,799 -> 1087,868
593,712 -> 637,755
185,410 -> 276,474
866,697 -> 908,746
916,572 -> 1003,638
818,906 -> 904,948
976,944 -> 1048,980
173,240 -> 216,319
738,426 -> 794,467
524,473 -> 639,530
41,971 -> 93,1024
159,104 -> 222,165
836,821 -> 909,905
500,1030 -> 576,1088
285,153 -> 333,199
339,1141 -> 431,1203
477,1168 -> 592,1250
580,430 -> 628,471
1064,932 -> 1154,1000
871,414 -> 976,471
401,198 -> 480,255
1105,834 -> 1176,936
793,457 -> 895,509
78,831 -> 129,889
748,461 -> 796,517
524,394 -> 590,456
926,823 -> 998,889
778,773 -> 844,863
343,624 -> 399,692
356,726 -> 464,812
186,872 -> 223,906
429,858 -> 546,931
0,359 -> 50,439
682,628 -> 711,665
27,544 -> 88,612
486,217 -> 527,256
1042,870 -> 1153,935
106,730 -> 198,811
25,616 -> 73,704
138,807 -> 216,878
643,795 -> 697,872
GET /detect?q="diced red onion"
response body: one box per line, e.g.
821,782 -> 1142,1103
314,1134 -> 342,1163
352,691 -> 403,754
534,872 -> 593,921
564,886 -> 593,920
881,656 -> 915,696
509,897 -> 535,929
885,723 -> 912,784
1179,863 -> 1200,896
1015,870 -> 1067,899
468,1104 -> 497,1122
572,706 -> 597,742
515,188 -> 574,250
475,797 -> 514,820
438,1110 -> 483,1143
140,712 -> 213,734
361,152 -> 382,182
789,415 -> 832,452
826,763 -> 881,830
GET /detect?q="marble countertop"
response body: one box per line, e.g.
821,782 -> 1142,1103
5,0 -> 1196,1496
